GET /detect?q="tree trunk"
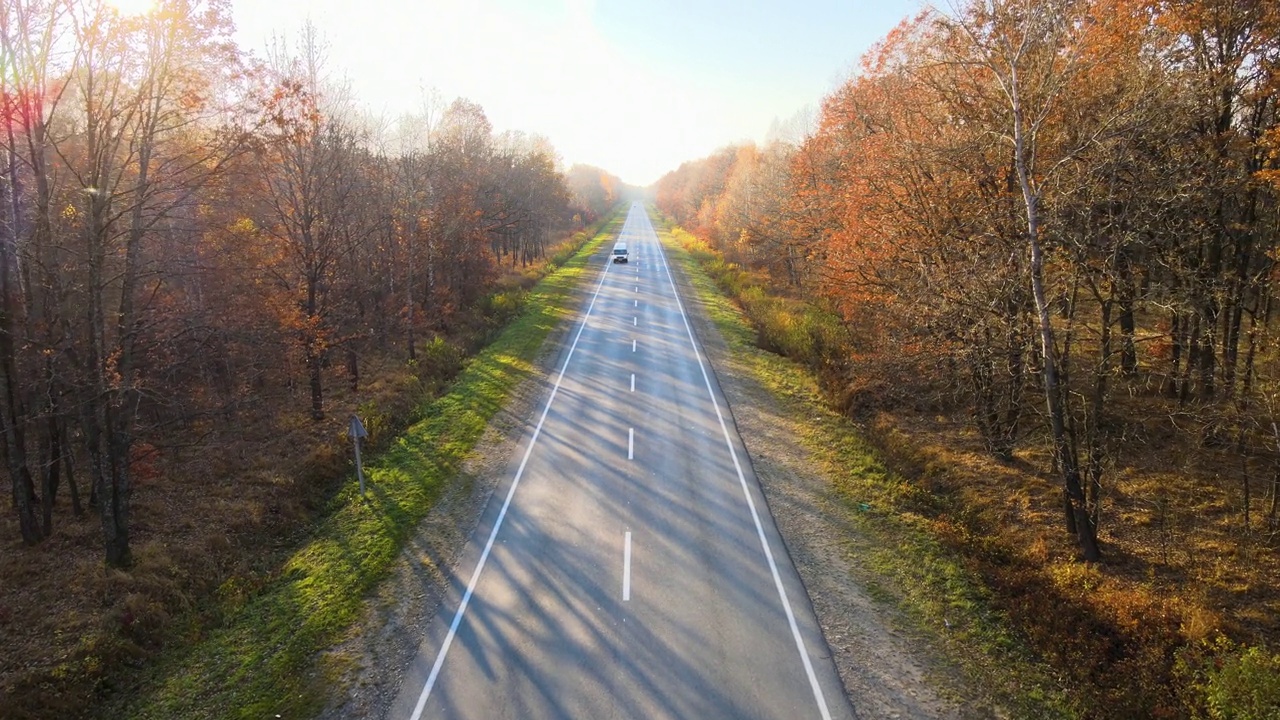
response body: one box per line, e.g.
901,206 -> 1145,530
1,137 -> 42,545
1199,299 -> 1218,400
1270,466 -> 1279,533
84,149 -> 133,567
41,412 -> 61,536
1116,254 -> 1137,376
101,427 -> 132,568
1180,315 -> 1199,405
307,346 -> 324,421
1272,423 -> 1280,532
0,316 -> 42,545
64,418 -> 82,517
1087,300 -> 1111,532
305,271 -> 325,420
407,222 -> 417,361
1223,296 -> 1243,398
1240,441 -> 1251,533
1011,88 -> 1100,561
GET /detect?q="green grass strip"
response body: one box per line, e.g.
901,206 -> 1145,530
651,210 -> 1076,719
127,212 -> 624,719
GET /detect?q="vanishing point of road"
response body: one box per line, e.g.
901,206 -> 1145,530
389,203 -> 856,720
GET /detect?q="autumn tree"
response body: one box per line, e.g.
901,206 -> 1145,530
0,2 -> 586,568
0,0 -> 68,545
255,24 -> 372,420
65,0 -> 254,565
566,163 -> 621,222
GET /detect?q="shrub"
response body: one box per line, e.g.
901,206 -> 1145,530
550,232 -> 587,267
482,288 -> 528,327
1181,639 -> 1280,720
416,336 -> 465,389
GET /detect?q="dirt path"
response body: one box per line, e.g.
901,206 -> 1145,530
320,240 -> 985,719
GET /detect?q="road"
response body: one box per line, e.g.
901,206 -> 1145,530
389,203 -> 855,720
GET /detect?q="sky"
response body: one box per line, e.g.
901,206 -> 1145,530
229,0 -> 924,187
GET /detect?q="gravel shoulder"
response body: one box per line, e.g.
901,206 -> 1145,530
663,245 -> 988,720
320,235 -> 986,720
315,260 -> 594,720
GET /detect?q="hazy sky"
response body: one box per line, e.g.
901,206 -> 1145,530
230,0 -> 924,186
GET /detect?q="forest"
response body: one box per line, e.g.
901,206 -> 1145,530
8,0 -> 1280,715
656,0 -> 1280,715
0,0 -> 626,714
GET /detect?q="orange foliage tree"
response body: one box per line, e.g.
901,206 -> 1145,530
0,2 -> 581,566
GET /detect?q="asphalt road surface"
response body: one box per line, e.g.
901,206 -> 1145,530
389,203 -> 855,720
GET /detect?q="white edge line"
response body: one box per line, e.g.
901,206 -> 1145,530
408,233 -> 619,720
623,531 -> 632,601
650,210 -> 835,720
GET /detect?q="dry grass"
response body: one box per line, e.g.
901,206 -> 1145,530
866,383 -> 1280,717
0,351 -> 426,720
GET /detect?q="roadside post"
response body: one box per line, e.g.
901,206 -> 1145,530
348,415 -> 369,495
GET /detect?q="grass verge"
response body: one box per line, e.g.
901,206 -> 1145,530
121,213 -> 624,719
652,210 -> 1076,719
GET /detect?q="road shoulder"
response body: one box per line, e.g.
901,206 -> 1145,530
315,241 -> 613,720
659,228 -> 990,720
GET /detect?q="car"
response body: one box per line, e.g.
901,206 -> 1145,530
612,245 -> 628,263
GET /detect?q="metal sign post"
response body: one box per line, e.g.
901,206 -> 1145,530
348,415 -> 369,495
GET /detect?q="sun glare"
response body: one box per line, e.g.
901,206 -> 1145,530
106,0 -> 156,16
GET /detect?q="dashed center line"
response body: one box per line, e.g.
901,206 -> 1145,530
630,373 -> 635,392
632,339 -> 637,352
633,316 -> 637,326
622,531 -> 632,601
628,428 -> 634,460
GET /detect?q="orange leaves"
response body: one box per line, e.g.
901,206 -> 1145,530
129,442 -> 161,483
1260,126 -> 1280,188
566,165 -> 624,221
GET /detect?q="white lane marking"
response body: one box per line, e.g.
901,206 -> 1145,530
635,299 -> 638,308
633,316 -> 637,326
632,339 -> 636,352
649,211 -> 835,720
628,428 -> 634,460
408,234 -> 619,720
635,285 -> 638,292
630,373 -> 635,392
623,531 -> 632,601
